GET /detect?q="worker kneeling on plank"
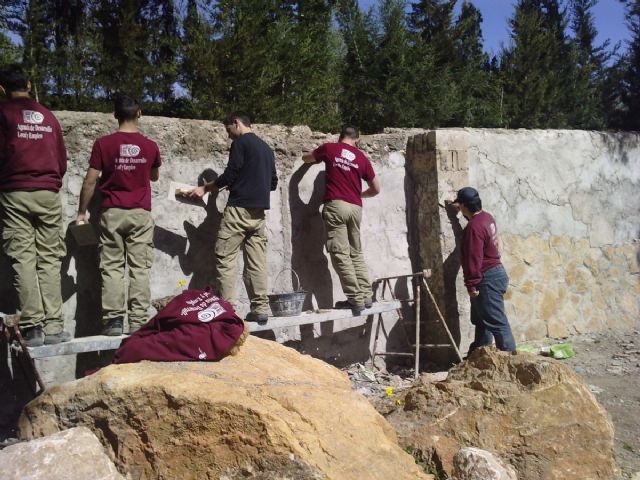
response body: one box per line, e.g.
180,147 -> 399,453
302,126 -> 380,314
0,64 -> 69,347
77,94 -> 161,336
447,187 -> 516,354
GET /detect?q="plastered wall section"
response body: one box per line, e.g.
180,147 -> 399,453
0,113 -> 417,384
464,129 -> 640,342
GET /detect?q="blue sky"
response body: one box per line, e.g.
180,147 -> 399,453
359,0 -> 631,56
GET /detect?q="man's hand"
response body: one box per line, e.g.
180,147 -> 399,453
186,185 -> 207,199
76,212 -> 88,225
469,289 -> 480,298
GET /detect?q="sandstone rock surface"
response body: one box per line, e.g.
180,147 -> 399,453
452,447 -> 517,480
0,426 -> 124,480
384,348 -> 618,480
18,336 -> 431,480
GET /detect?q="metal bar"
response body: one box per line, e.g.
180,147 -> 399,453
414,279 -> 421,379
412,344 -> 455,348
374,352 -> 415,357
421,278 -> 464,362
374,270 -> 432,282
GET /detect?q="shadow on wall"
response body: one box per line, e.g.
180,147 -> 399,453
154,169 -> 223,290
602,132 -> 638,165
289,164 -> 333,310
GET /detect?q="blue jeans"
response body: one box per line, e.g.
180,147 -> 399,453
469,265 -> 516,353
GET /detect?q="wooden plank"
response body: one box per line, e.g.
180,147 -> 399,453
248,300 -> 401,332
25,301 -> 401,358
25,335 -> 129,359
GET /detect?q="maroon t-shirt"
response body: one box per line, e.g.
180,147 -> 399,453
89,131 -> 161,211
312,142 -> 375,207
460,211 -> 503,293
0,97 -> 67,192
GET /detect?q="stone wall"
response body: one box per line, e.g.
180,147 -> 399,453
403,128 -> 639,359
1,115 -> 638,385
467,129 -> 640,342
0,113 -> 419,390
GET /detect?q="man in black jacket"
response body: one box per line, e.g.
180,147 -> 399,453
189,112 -> 277,322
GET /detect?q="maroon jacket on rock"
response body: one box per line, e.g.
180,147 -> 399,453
460,210 -> 502,293
113,289 -> 245,364
0,97 -> 67,192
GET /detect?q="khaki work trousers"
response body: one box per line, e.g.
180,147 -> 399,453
215,206 -> 269,314
99,208 -> 154,329
0,190 -> 65,334
322,200 -> 372,306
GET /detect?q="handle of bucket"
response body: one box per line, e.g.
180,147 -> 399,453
273,268 -> 302,292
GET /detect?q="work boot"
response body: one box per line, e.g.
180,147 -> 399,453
364,298 -> 373,309
334,300 -> 365,315
22,326 -> 45,347
44,331 -> 72,345
245,312 -> 268,325
101,317 -> 124,336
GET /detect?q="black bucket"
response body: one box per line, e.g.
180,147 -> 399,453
268,269 -> 307,317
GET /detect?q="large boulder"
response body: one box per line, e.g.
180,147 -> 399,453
0,426 -> 124,480
452,447 -> 517,480
384,348 -> 618,480
18,336 -> 431,480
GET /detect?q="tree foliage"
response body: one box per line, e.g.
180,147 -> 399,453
0,0 -> 635,132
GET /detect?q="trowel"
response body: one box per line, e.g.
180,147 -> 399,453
69,222 -> 98,247
167,181 -> 225,207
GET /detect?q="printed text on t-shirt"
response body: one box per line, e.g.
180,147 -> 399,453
334,148 -> 359,172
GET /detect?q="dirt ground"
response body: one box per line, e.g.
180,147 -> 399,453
346,329 -> 640,479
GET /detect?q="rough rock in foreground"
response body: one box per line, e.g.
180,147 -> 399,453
0,426 -> 124,480
18,336 -> 431,480
384,348 -> 618,480
452,447 -> 517,480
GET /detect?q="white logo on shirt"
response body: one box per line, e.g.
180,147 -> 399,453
198,348 -> 207,360
341,148 -> 356,161
197,302 -> 226,323
22,110 -> 44,124
119,144 -> 141,157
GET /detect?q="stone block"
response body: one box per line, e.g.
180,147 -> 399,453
453,447 -> 517,480
0,427 -> 124,480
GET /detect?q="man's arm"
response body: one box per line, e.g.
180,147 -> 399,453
76,167 -> 100,224
462,228 -> 483,297
361,177 -> 380,198
270,153 -> 278,191
150,167 -> 159,182
302,152 -> 316,163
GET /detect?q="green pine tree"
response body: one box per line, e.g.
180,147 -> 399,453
620,0 -> 640,130
501,0 -> 573,128
335,0 -> 381,132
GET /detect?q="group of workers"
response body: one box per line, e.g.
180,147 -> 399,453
0,63 -> 514,355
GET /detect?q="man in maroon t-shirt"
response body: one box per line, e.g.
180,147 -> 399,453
0,64 -> 68,347
448,187 -> 515,354
77,95 -> 161,336
302,126 -> 380,313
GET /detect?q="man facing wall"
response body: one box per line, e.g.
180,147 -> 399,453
187,112 -> 278,323
302,125 -> 380,313
77,94 -> 161,336
0,64 -> 68,347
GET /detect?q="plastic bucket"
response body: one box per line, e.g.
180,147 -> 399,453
268,269 -> 307,317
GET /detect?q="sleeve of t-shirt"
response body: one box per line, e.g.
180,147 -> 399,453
312,144 -> 328,164
56,121 -> 68,177
88,140 -> 103,170
270,151 -> 278,191
462,226 -> 484,292
152,143 -> 162,168
215,139 -> 244,188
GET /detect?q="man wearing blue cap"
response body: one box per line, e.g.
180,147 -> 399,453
449,187 -> 516,354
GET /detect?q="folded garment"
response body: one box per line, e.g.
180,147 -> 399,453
113,288 -> 245,364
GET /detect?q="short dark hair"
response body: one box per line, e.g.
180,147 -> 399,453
339,125 -> 359,142
465,198 -> 483,212
223,111 -> 251,127
0,64 -> 29,93
113,93 -> 140,122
